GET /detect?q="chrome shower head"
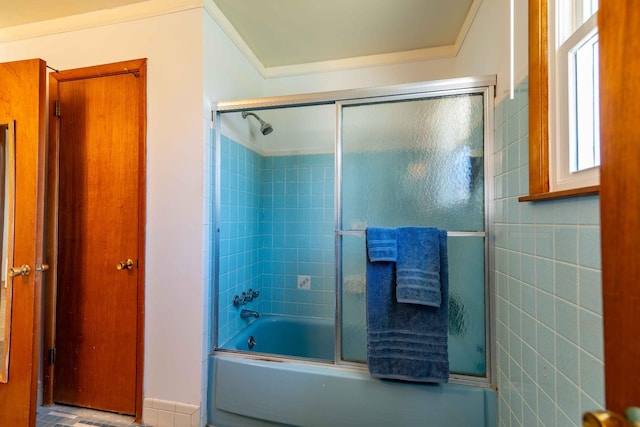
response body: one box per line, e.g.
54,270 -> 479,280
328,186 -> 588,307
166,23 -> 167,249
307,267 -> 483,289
242,111 -> 273,136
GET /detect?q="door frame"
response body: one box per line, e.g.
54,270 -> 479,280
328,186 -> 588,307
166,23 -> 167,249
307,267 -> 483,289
43,59 -> 147,421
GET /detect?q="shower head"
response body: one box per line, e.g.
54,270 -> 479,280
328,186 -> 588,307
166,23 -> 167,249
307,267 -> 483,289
242,111 -> 273,136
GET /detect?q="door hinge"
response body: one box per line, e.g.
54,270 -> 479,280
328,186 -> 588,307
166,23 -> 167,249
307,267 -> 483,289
54,100 -> 61,117
49,348 -> 56,365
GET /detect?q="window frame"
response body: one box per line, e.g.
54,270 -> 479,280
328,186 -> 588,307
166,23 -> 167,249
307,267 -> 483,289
521,0 -> 600,201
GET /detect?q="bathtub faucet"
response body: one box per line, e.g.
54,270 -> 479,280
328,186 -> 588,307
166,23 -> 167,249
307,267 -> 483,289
240,309 -> 260,319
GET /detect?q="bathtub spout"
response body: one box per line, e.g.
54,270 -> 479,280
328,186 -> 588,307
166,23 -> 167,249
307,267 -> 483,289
240,309 -> 260,319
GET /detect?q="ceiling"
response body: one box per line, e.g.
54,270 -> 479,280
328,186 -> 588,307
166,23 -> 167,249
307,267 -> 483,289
0,0 -> 479,70
0,0 -> 150,28
212,0 -> 475,68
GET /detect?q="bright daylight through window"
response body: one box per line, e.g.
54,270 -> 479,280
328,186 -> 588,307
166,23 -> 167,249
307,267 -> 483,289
550,0 -> 600,190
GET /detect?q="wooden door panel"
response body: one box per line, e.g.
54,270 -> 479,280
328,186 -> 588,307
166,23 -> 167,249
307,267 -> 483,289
53,70 -> 142,415
599,0 -> 640,415
0,59 -> 46,427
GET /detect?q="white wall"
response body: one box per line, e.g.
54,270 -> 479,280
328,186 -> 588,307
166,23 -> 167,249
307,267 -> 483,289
0,4 -> 260,409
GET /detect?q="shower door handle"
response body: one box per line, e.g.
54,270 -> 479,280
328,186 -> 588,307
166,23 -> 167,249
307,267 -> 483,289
116,258 -> 135,271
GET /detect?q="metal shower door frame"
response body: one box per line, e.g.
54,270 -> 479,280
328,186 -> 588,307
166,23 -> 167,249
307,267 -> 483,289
211,75 -> 496,387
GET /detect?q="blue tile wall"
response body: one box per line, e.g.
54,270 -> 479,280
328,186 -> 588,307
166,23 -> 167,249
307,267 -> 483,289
261,154 -> 335,319
218,136 -> 264,344
494,78 -> 604,427
217,137 -> 335,345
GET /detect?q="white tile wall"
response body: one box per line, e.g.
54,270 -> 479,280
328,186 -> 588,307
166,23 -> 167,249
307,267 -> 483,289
143,398 -> 200,427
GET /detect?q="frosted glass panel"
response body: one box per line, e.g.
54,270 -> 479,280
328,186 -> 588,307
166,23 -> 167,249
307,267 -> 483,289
340,234 -> 486,375
341,234 -> 367,362
341,95 -> 484,231
447,236 -> 486,376
339,93 -> 487,376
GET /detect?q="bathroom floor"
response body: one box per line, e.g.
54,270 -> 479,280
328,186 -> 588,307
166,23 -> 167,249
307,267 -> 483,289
36,405 -> 151,427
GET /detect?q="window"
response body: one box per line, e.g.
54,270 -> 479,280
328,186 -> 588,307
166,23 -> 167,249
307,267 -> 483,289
523,0 -> 600,200
550,0 -> 600,190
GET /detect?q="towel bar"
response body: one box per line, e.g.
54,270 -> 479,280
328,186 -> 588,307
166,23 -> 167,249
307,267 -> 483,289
336,230 -> 485,237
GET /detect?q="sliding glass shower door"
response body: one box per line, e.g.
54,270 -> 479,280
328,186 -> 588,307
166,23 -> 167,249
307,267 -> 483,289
213,77 -> 495,381
338,92 -> 489,377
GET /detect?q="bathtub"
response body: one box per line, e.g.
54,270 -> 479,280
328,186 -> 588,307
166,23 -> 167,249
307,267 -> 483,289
220,315 -> 334,360
209,316 -> 497,427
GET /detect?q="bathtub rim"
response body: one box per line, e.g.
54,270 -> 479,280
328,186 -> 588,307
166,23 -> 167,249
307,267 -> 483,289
211,349 -> 495,390
209,353 -> 498,427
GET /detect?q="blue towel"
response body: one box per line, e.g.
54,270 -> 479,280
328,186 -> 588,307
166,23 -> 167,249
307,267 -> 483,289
395,227 -> 442,307
366,227 -> 397,262
366,227 -> 449,383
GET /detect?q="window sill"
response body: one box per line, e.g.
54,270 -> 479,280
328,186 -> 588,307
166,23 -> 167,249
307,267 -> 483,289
518,185 -> 599,202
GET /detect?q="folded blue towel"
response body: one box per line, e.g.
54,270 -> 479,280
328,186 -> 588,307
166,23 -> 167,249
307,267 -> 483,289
366,227 -> 397,262
395,227 -> 442,307
366,227 -> 449,383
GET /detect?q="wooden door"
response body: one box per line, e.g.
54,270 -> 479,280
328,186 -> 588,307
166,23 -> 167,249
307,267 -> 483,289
0,59 -> 47,426
47,60 -> 146,416
598,0 -> 640,418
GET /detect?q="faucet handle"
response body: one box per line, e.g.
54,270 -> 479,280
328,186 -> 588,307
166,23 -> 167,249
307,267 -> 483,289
233,294 -> 246,307
246,289 -> 254,302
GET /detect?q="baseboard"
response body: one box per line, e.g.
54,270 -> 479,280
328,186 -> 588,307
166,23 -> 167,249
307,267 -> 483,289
142,398 -> 200,427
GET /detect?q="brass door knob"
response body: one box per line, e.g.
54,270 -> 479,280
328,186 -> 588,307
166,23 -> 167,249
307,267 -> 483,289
9,264 -> 30,277
116,259 -> 134,270
583,411 -> 630,426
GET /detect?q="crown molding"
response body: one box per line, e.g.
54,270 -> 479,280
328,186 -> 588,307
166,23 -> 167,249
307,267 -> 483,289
202,0 -> 266,77
264,45 -> 458,79
0,0 -> 203,43
453,0 -> 484,55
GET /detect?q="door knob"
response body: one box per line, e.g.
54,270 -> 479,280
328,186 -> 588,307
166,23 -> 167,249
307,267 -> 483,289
116,259 -> 134,270
9,264 -> 31,277
583,410 -> 635,426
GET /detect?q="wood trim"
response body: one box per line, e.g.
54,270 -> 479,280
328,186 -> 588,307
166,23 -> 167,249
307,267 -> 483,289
49,59 -> 146,82
31,58 -> 48,427
525,0 -> 596,202
518,185 -> 599,202
44,59 -> 147,422
599,1 -> 640,415
42,71 -> 61,407
527,0 -> 550,196
135,59 -> 147,425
